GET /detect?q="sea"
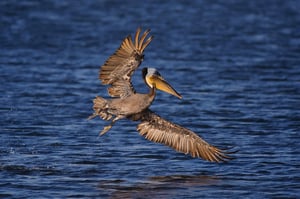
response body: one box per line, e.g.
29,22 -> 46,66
1,0 -> 299,198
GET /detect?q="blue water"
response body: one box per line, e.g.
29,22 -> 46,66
1,0 -> 300,198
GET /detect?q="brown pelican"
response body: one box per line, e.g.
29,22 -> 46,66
89,28 -> 234,162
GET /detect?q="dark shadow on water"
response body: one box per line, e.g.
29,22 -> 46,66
98,174 -> 220,198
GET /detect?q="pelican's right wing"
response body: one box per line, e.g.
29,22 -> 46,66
99,28 -> 153,98
137,110 -> 235,163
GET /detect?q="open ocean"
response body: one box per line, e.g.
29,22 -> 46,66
1,0 -> 299,198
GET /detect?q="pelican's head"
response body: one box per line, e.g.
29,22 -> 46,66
142,68 -> 182,99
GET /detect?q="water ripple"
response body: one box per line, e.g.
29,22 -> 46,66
1,0 -> 300,198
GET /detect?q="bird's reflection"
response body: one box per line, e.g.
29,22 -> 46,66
98,174 -> 220,198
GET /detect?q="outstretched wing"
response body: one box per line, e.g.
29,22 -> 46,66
99,28 -> 153,98
137,110 -> 234,162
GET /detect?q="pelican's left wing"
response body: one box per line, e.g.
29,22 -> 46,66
137,110 -> 234,162
99,28 -> 153,98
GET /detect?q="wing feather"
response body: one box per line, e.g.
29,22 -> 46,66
137,110 -> 234,162
99,28 -> 153,98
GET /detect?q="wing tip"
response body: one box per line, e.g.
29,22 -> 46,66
209,146 -> 238,163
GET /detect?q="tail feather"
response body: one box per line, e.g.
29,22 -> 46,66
89,96 -> 113,121
93,96 -> 107,110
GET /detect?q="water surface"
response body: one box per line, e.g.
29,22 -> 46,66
1,0 -> 299,198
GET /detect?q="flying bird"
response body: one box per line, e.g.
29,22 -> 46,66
89,28 -> 234,162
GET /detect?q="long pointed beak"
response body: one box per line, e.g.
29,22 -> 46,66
149,75 -> 182,99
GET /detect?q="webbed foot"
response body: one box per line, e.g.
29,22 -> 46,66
99,125 -> 112,136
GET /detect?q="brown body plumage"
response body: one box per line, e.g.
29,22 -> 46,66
89,28 -> 235,162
